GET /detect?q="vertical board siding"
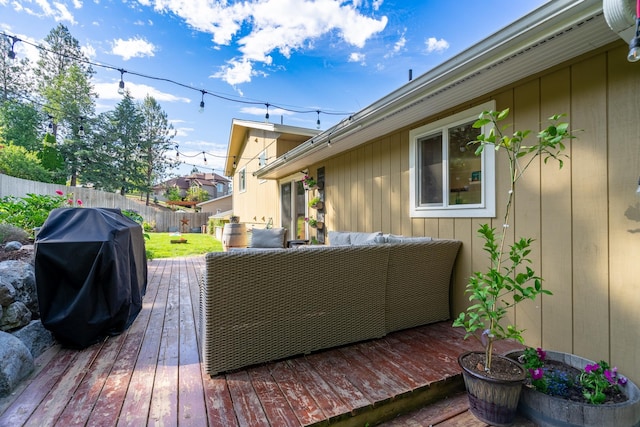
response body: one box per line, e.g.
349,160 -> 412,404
513,80 -> 543,349
607,45 -> 640,375
540,67 -> 573,353
318,45 -> 640,384
571,53 -> 611,361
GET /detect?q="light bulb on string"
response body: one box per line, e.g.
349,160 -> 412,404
316,110 -> 321,129
78,117 -> 85,137
265,103 -> 270,122
7,36 -> 17,60
117,69 -> 126,95
199,90 -> 206,113
203,151 -> 207,165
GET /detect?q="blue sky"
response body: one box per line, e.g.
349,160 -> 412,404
1,0 -> 549,177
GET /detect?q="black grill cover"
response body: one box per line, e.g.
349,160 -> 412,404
35,207 -> 147,348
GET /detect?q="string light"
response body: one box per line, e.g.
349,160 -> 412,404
265,103 -> 270,121
316,110 -> 321,129
7,35 -> 17,59
117,69 -> 126,95
199,90 -> 206,113
78,117 -> 85,137
203,151 -> 207,165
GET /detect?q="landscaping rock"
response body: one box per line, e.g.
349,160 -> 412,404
11,320 -> 54,359
0,260 -> 38,317
0,301 -> 31,331
0,331 -> 34,397
0,277 -> 15,306
4,241 -> 23,251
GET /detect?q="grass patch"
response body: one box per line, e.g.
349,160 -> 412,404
145,232 -> 222,259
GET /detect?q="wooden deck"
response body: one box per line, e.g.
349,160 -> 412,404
0,256 -> 533,427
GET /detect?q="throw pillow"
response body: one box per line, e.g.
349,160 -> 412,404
350,231 -> 382,246
328,231 -> 351,246
250,227 -> 287,248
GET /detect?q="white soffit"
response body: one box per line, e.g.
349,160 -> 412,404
257,0 -> 618,180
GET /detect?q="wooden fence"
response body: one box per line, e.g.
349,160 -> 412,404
0,174 -> 212,233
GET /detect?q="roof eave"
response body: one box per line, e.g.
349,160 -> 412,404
256,0 -> 614,180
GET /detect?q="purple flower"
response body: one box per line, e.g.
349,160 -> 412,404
585,363 -> 600,373
619,376 -> 628,385
604,369 -> 615,384
536,348 -> 546,361
529,368 -> 544,380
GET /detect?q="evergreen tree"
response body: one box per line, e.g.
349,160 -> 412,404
139,95 -> 176,205
36,25 -> 96,186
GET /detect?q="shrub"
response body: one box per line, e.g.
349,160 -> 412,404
0,223 -> 30,244
0,192 -> 68,237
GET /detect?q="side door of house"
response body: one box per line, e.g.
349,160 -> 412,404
280,180 -> 306,240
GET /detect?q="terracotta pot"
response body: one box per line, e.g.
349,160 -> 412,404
458,351 -> 526,427
505,350 -> 640,427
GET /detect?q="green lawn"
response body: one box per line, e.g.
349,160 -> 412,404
145,232 -> 223,259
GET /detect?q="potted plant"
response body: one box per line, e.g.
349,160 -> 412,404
308,196 -> 323,210
305,217 -> 324,229
452,108 -> 574,426
507,347 -> 640,426
302,175 -> 317,190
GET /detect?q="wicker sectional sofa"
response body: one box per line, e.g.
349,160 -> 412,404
200,238 -> 462,376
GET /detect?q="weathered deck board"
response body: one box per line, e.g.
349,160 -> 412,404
0,256 -> 528,427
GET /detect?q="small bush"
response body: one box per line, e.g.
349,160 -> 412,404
0,223 -> 30,244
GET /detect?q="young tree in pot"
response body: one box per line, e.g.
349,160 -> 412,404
452,108 -> 574,426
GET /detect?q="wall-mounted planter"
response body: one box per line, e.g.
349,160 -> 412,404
311,201 -> 324,210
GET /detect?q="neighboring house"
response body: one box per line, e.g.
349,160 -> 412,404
152,172 -> 231,202
196,194 -> 233,214
225,0 -> 640,383
224,119 -> 320,235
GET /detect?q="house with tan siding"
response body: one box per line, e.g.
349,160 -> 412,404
225,0 -> 640,383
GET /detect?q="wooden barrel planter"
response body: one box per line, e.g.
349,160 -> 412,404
506,350 -> 640,427
221,223 -> 247,251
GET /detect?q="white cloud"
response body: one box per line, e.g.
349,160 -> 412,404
111,37 -> 156,60
174,128 -> 192,138
142,0 -> 388,86
425,37 -> 449,53
72,0 -> 82,8
348,52 -> 366,64
11,0 -> 77,23
81,43 -> 96,59
210,57 -> 257,86
94,81 -> 191,103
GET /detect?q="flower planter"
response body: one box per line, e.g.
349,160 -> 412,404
459,351 -> 526,427
506,350 -> 640,427
310,201 -> 324,210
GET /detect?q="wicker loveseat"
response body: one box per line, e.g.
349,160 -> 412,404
200,239 -> 461,376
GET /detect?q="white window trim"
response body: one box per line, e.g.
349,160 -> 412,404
409,100 -> 496,218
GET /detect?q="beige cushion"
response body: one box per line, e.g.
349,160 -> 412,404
250,227 -> 287,248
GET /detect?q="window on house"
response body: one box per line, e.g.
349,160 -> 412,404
409,101 -> 496,218
238,167 -> 246,193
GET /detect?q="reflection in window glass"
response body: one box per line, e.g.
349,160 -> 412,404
419,134 -> 443,205
448,121 -> 481,205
